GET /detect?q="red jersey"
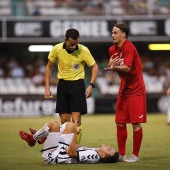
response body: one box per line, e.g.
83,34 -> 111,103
109,40 -> 146,96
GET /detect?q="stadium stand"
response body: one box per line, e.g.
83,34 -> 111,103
0,0 -> 12,16
0,0 -> 169,17
24,0 -> 170,16
23,0 -> 170,16
0,53 -> 170,95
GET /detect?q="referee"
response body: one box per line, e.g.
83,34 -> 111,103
44,28 -> 98,143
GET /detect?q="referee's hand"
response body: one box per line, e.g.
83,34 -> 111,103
45,88 -> 53,99
85,87 -> 93,99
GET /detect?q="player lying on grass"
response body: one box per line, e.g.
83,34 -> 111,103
19,120 -> 119,164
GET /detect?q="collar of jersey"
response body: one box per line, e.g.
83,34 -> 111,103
63,43 -> 78,54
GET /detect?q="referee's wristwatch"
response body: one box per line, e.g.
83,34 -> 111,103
89,83 -> 95,88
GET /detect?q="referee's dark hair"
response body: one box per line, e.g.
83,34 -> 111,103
100,151 -> 119,163
65,28 -> 79,40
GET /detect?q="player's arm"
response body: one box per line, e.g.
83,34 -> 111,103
104,65 -> 131,72
44,60 -> 54,99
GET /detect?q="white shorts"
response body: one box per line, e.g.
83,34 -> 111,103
41,123 -> 77,164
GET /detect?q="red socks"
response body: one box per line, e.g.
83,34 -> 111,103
117,126 -> 143,157
117,125 -> 127,156
133,128 -> 143,157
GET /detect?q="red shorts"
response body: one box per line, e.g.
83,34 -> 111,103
115,94 -> 147,123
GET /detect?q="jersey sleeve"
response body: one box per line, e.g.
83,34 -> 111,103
83,47 -> 95,67
77,148 -> 100,164
48,45 -> 59,63
123,43 -> 136,67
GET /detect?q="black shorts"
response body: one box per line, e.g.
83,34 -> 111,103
56,79 -> 87,114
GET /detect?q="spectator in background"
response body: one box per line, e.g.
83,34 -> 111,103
84,0 -> 105,15
104,22 -> 147,162
0,56 -> 5,77
44,28 -> 98,144
0,67 -> 4,77
10,63 -> 25,78
26,0 -> 41,16
31,69 -> 44,86
166,87 -> 170,125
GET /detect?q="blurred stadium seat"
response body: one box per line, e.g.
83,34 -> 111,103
0,0 -> 11,16
1,0 -> 169,17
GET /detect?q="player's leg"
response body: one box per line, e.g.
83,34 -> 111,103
116,123 -> 127,161
56,122 -> 77,163
124,123 -> 141,163
62,122 -> 75,134
124,95 -> 146,162
115,95 -> 129,161
41,121 -> 61,164
42,120 -> 60,149
58,122 -> 75,149
29,127 -> 46,144
19,120 -> 60,147
132,123 -> 142,157
34,120 -> 60,139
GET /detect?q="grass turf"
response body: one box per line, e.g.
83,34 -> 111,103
0,113 -> 170,170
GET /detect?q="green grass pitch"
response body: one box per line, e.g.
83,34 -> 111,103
0,113 -> 170,170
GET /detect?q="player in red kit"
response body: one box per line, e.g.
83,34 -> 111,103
104,22 -> 147,162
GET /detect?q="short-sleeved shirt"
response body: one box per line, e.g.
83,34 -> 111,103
109,40 -> 146,96
48,43 -> 95,80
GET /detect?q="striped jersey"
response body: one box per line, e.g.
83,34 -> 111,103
42,143 -> 100,164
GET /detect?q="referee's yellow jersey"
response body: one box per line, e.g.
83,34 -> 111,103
48,43 -> 95,80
